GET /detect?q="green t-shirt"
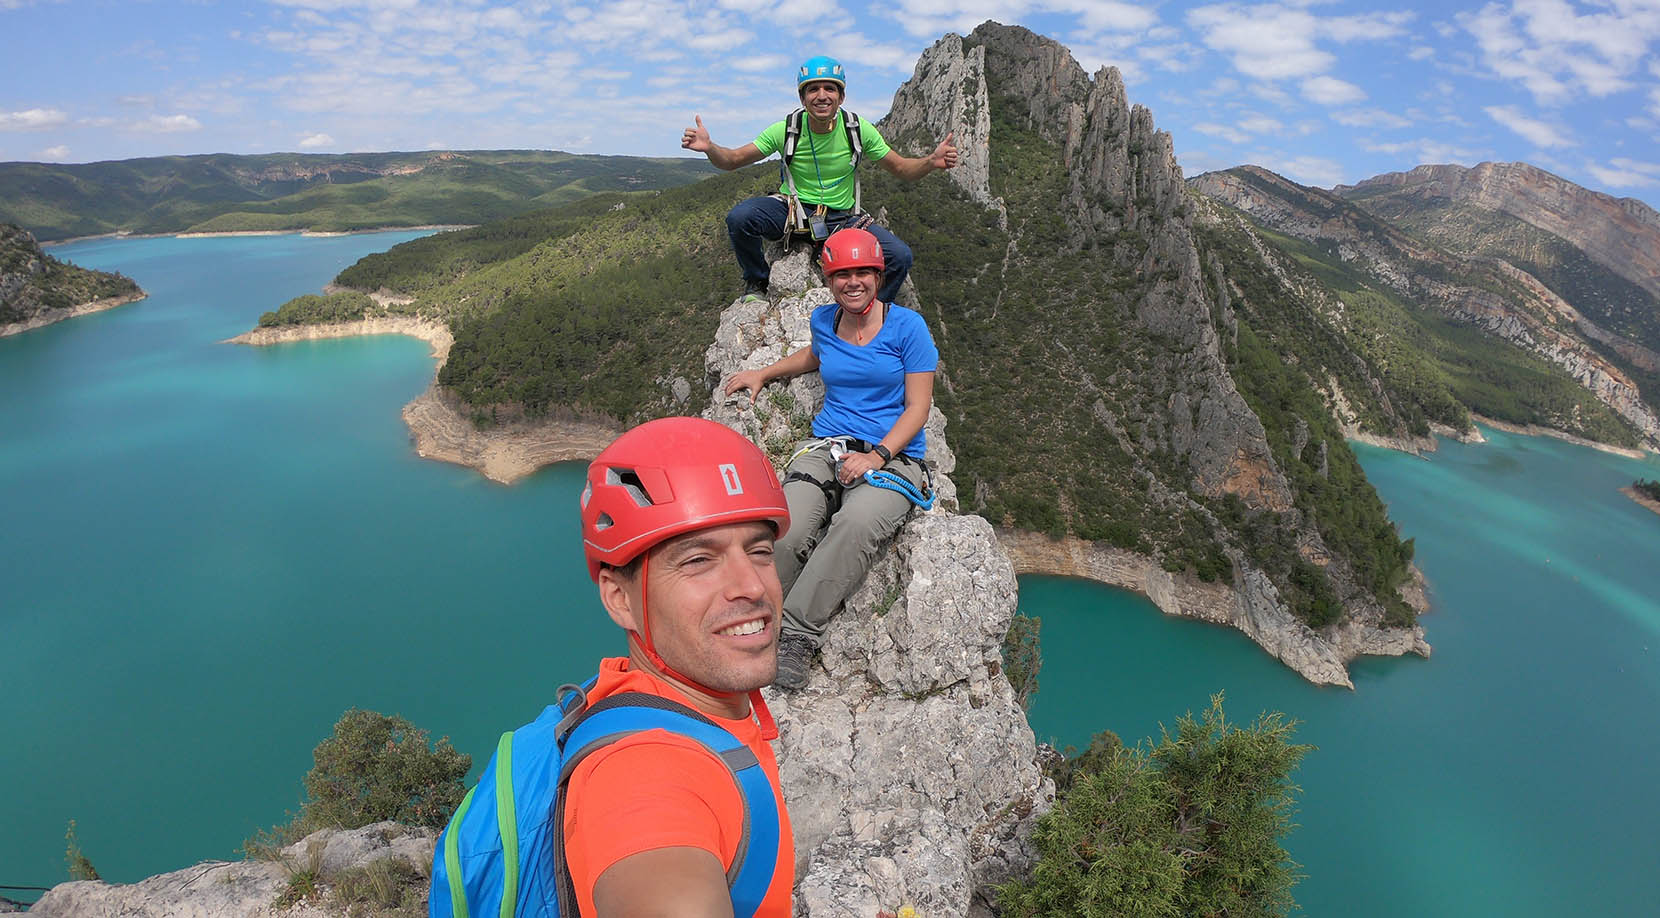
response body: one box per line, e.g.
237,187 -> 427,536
753,111 -> 891,212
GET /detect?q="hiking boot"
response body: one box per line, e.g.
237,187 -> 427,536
740,280 -> 769,303
773,632 -> 815,690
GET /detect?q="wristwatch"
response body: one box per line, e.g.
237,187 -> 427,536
871,443 -> 893,463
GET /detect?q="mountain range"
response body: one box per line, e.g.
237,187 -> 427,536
0,151 -> 715,242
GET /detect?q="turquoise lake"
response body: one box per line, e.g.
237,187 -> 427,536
4,234 -> 1658,914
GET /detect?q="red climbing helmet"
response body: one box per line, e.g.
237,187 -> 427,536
819,227 -> 884,275
581,417 -> 790,581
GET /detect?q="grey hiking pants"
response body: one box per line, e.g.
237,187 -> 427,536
776,440 -> 927,645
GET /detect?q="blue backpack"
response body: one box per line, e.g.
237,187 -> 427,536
429,681 -> 781,918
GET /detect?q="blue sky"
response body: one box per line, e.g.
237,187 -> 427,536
4,0 -> 1659,209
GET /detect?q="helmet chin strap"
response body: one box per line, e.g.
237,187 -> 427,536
632,554 -> 743,703
627,555 -> 779,739
843,296 -> 875,316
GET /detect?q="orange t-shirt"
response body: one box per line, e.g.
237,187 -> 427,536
562,658 -> 794,917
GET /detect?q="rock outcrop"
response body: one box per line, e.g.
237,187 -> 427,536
709,248 -> 1051,915
28,822 -> 435,917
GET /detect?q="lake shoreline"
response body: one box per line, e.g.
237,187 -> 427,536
1621,486 -> 1660,518
229,316 -> 620,483
0,291 -> 147,338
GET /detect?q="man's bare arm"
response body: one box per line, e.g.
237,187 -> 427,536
593,846 -> 733,918
876,132 -> 959,181
682,115 -> 767,171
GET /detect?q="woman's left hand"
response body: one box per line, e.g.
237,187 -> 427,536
838,450 -> 885,484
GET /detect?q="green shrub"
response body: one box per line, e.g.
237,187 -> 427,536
1001,695 -> 1309,918
64,819 -> 99,881
1001,613 -> 1042,709
249,709 -> 470,854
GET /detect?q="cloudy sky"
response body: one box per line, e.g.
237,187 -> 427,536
4,0 -> 1659,208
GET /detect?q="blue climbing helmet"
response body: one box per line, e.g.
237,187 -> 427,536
797,55 -> 846,95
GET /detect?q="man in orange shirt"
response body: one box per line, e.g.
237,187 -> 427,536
568,417 -> 796,917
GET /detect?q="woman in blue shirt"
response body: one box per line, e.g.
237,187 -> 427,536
723,228 -> 939,689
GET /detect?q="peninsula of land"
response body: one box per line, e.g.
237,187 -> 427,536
1,223 -> 144,337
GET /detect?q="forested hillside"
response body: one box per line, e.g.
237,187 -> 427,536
1,223 -> 141,328
0,151 -> 715,241
1192,165 -> 1657,450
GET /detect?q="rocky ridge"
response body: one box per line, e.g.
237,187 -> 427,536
709,248 -> 1050,916
1338,162 -> 1660,304
886,25 -> 1427,685
1192,166 -> 1660,450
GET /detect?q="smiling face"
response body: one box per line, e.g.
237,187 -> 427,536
799,80 -> 844,125
598,520 -> 783,707
829,265 -> 881,315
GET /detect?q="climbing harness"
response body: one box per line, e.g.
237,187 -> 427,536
779,108 -> 864,238
784,437 -> 936,510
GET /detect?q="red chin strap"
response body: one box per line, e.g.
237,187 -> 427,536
630,555 -> 777,737
842,297 -> 875,316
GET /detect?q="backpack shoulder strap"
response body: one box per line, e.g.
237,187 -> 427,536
844,111 -> 864,212
782,109 -> 805,164
557,693 -> 781,918
843,110 -> 863,168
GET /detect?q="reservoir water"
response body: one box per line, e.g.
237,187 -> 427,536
4,234 -> 1658,914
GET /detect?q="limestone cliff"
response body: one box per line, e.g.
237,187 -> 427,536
862,24 -> 1426,687
1337,162 -> 1660,305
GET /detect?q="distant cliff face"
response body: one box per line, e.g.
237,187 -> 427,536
1338,162 -> 1660,305
0,222 -> 143,334
1194,166 -> 1660,450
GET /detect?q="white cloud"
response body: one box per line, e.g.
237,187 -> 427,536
298,132 -> 334,148
1484,104 -> 1575,148
1333,108 -> 1411,129
1193,121 -> 1250,143
1269,154 -> 1347,187
1408,45 -> 1434,61
0,108 -> 70,131
1301,75 -> 1365,105
1459,0 -> 1660,104
1238,114 -> 1284,135
1187,2 -> 1412,80
1359,138 -> 1484,165
37,144 -> 70,160
880,0 -> 1160,41
1587,156 -> 1660,188
129,114 -> 203,133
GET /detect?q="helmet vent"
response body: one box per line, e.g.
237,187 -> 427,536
580,481 -> 592,508
593,513 -> 614,531
605,467 -> 654,507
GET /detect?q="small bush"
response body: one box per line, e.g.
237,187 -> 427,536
249,709 -> 470,855
1000,695 -> 1310,918
1001,613 -> 1042,709
64,819 -> 99,881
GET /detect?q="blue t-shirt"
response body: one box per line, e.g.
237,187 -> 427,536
809,302 -> 938,458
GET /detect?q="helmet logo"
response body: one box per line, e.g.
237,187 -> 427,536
720,463 -> 744,495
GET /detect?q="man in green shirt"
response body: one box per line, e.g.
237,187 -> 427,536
681,55 -> 959,304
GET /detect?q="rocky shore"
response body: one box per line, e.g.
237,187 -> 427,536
995,530 -> 1431,689
0,291 -> 145,338
1621,486 -> 1660,518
